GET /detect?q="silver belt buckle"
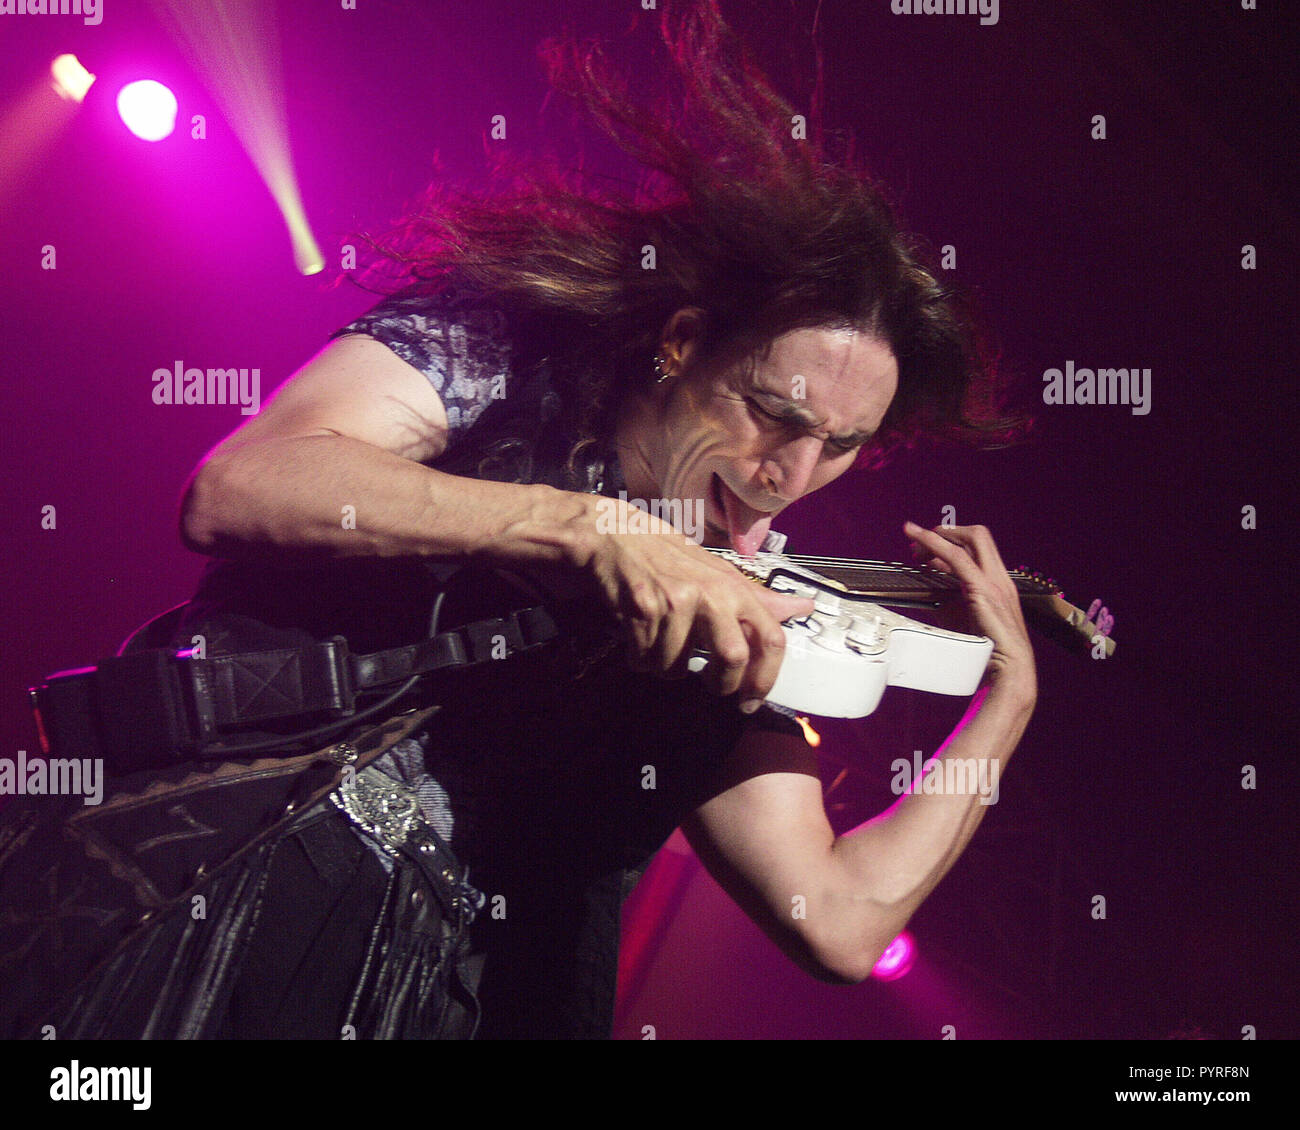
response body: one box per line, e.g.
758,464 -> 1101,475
332,768 -> 440,859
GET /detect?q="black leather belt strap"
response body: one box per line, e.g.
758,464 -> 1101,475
192,605 -> 559,729
30,605 -> 560,766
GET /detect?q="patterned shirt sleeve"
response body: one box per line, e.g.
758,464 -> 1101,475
330,288 -> 514,446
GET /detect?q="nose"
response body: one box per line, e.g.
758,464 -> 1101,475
761,434 -> 823,502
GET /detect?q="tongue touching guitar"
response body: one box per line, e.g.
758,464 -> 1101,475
689,547 -> 1115,719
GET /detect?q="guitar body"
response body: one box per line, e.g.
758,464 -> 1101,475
697,551 -> 995,719
700,546 -> 1114,719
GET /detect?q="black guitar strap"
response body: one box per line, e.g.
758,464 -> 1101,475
29,603 -> 559,774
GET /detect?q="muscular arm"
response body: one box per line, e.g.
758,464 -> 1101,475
178,332 -> 811,704
684,680 -> 1034,983
179,334 -> 592,570
684,521 -> 1038,983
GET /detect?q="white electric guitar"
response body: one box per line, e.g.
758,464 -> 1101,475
690,542 -> 1115,719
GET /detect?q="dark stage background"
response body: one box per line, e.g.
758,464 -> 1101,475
0,0 -> 1294,1041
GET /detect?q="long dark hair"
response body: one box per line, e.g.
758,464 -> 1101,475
357,0 -> 1025,475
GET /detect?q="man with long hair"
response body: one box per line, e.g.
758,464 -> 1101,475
1,3 -> 1036,1040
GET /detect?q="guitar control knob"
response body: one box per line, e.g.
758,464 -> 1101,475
848,615 -> 881,644
847,615 -> 886,654
813,622 -> 848,650
813,592 -> 841,616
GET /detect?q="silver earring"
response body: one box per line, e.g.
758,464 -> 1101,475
654,354 -> 671,384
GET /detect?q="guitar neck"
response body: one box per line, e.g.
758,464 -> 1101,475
707,549 -> 1115,658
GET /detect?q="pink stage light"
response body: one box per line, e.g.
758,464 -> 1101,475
116,80 -> 177,141
871,931 -> 916,981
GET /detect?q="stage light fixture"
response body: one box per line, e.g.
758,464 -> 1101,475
50,55 -> 96,103
116,80 -> 178,142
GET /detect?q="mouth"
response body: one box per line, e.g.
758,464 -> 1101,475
708,473 -> 775,557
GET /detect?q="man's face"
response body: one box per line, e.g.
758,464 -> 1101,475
640,326 -> 899,554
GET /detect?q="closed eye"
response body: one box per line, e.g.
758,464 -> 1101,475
826,436 -> 865,454
745,397 -> 788,425
747,398 -> 865,454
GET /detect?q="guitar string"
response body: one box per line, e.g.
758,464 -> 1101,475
703,549 -> 1040,584
697,551 -> 1105,650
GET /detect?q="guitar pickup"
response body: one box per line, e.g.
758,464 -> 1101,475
769,577 -> 819,600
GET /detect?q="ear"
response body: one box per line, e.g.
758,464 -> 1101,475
659,307 -> 708,374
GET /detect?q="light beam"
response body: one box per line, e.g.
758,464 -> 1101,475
149,0 -> 324,275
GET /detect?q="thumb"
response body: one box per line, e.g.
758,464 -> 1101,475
761,590 -> 815,623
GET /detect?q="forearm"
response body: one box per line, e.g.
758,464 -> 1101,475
829,677 -> 1036,950
179,433 -> 595,570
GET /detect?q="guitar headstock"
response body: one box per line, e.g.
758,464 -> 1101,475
1011,568 -> 1117,658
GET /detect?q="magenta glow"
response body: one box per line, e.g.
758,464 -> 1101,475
871,931 -> 916,981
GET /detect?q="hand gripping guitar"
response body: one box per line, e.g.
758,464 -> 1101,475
691,541 -> 1115,718
689,549 -> 995,719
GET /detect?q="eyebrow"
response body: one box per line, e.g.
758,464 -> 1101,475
750,384 -> 877,446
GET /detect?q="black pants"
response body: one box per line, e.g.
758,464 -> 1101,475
0,708 -> 479,1040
